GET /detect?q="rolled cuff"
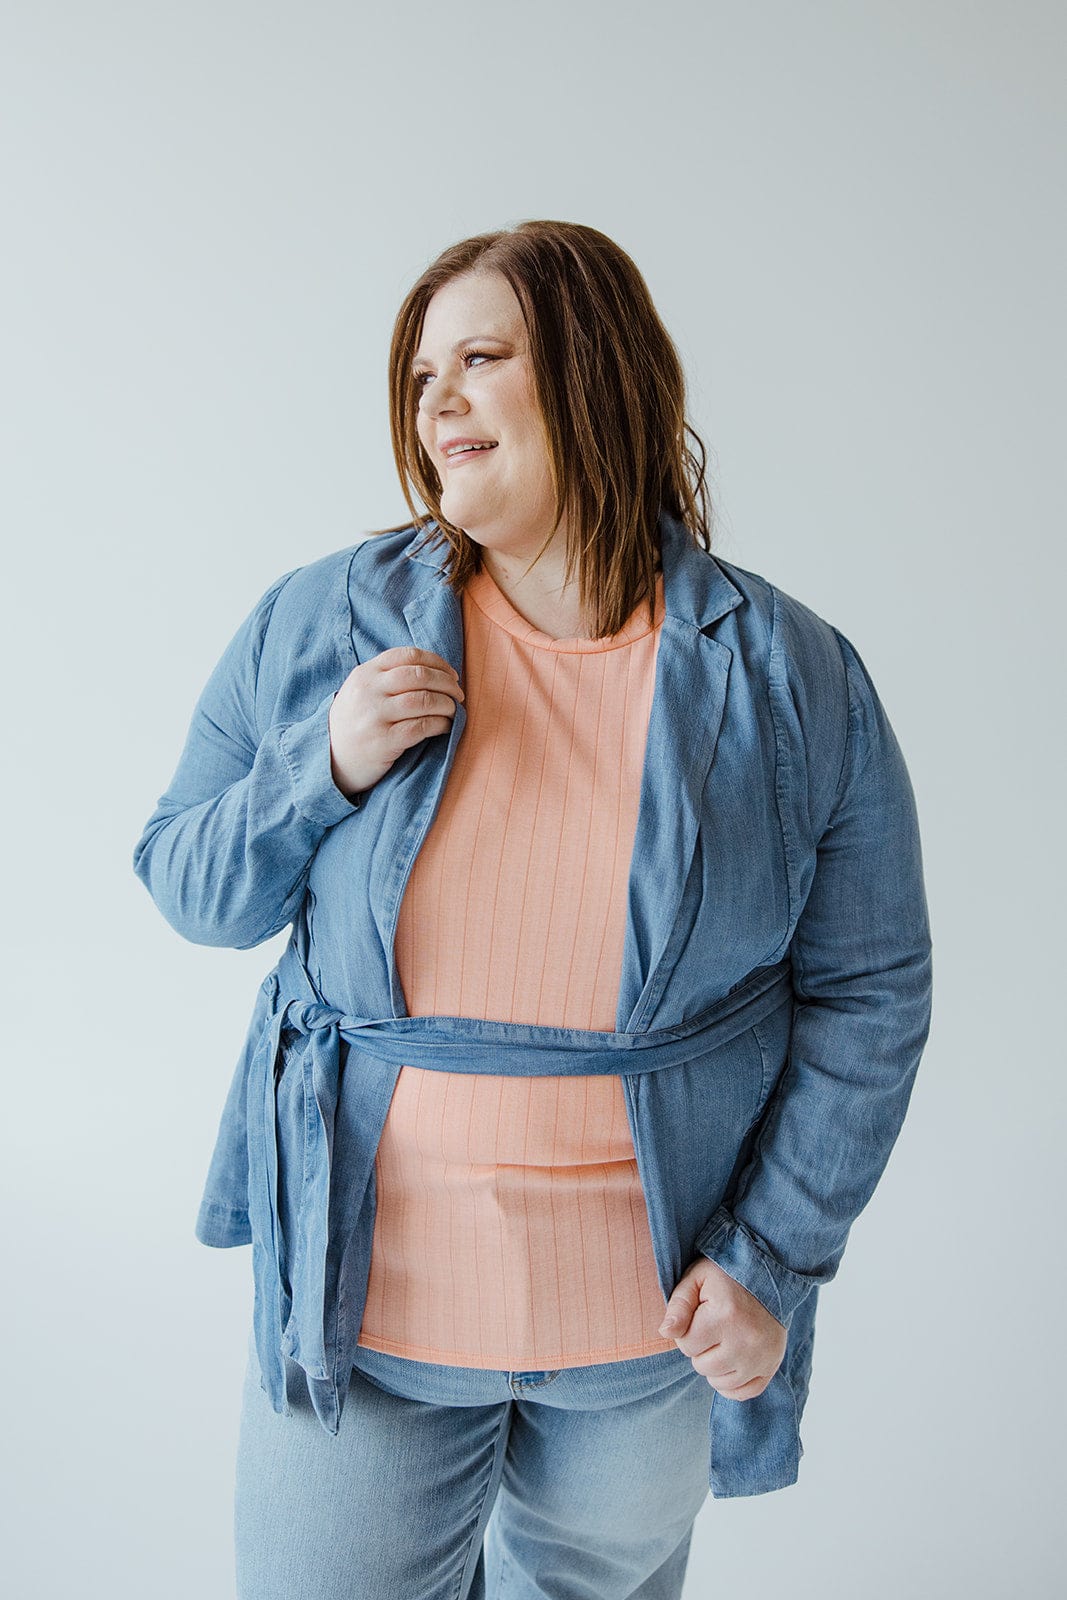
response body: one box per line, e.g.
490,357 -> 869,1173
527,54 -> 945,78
279,689 -> 363,826
694,1204 -> 824,1330
195,1197 -> 252,1248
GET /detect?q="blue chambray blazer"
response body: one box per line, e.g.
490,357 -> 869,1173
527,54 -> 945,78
132,506 -> 933,1497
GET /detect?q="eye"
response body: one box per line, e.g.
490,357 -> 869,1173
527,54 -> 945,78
413,349 -> 496,388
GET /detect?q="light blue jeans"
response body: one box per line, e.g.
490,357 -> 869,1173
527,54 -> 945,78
234,1326 -> 714,1599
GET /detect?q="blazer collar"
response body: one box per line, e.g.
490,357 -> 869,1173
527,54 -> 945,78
403,505 -> 744,636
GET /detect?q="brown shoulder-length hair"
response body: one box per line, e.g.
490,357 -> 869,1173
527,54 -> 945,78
382,219 -> 714,640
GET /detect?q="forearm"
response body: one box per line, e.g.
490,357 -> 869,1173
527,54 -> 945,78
134,688 -> 358,947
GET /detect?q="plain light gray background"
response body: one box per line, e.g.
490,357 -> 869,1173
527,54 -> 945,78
3,3 -> 1063,1596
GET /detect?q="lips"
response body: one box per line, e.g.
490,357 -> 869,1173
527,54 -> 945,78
441,439 -> 498,467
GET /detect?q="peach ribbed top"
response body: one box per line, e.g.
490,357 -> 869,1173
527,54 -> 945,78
355,560 -> 678,1368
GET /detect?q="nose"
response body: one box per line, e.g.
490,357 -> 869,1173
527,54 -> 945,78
418,367 -> 470,421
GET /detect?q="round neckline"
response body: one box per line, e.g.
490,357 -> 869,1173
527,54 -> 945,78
464,566 -> 666,653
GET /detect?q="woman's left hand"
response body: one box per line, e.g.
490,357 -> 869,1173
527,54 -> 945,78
658,1255 -> 788,1400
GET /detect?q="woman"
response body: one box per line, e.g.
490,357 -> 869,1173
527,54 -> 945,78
133,220 -> 933,1599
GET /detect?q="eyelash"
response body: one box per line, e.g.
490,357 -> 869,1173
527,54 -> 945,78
413,349 -> 495,388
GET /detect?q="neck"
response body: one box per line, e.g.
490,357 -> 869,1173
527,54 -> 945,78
479,546 -> 593,641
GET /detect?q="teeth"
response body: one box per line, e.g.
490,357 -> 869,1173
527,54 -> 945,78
447,442 -> 496,456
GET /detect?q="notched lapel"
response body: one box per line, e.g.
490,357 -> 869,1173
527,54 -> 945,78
402,579 -> 468,774
619,619 -> 733,1030
359,578 -> 469,1014
617,510 -> 747,1030
402,575 -> 464,681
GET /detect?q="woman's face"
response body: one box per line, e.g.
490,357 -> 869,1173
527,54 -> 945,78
413,269 -> 563,565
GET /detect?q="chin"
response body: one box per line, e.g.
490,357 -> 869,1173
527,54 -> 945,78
441,500 -> 493,536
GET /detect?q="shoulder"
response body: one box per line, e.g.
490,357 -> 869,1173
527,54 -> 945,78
710,552 -> 856,828
716,554 -> 919,826
709,552 -> 849,691
720,561 -> 896,766
261,523 -> 427,634
249,525 -> 424,721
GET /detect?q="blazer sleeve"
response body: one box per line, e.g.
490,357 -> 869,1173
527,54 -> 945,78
694,627 -> 934,1327
132,569 -> 361,949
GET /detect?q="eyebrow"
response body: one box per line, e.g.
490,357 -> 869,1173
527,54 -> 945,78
411,335 -> 513,370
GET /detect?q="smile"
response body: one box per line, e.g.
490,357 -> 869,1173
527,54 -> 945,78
443,442 -> 498,467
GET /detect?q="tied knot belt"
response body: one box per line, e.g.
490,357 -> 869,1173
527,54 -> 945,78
247,945 -> 793,1434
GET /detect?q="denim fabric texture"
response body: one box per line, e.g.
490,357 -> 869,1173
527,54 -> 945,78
132,506 -> 933,1497
235,1326 -> 712,1599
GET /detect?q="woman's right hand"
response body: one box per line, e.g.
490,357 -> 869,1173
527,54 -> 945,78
327,646 -> 465,801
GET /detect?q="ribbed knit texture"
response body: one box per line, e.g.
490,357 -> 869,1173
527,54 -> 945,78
355,561 -> 677,1367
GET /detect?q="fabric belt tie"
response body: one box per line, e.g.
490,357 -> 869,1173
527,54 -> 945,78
247,945 -> 793,1432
